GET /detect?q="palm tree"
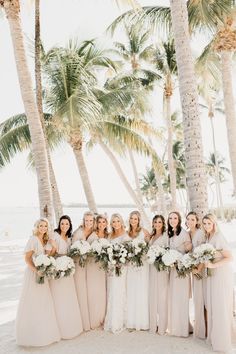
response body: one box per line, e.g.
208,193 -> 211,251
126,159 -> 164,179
153,38 -> 178,209
0,0 -> 53,222
110,22 -> 159,205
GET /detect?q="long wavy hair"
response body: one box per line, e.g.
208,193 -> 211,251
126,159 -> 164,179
110,213 -> 125,237
95,214 -> 109,238
150,214 -> 166,237
185,211 -> 201,230
33,218 -> 50,245
54,215 -> 73,238
128,210 -> 142,237
202,213 -> 219,236
167,211 -> 182,238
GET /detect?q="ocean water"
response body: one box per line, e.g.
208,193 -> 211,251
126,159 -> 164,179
0,206 -> 149,241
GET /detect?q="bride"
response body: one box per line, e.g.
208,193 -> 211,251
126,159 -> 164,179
104,213 -> 129,333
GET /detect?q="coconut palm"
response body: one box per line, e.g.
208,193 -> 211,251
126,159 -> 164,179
0,0 -> 53,222
152,38 -> 178,208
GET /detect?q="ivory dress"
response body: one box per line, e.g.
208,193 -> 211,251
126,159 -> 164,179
16,236 -> 60,347
87,232 -> 106,329
72,227 -> 91,331
126,230 -> 149,330
168,228 -> 192,337
204,232 -> 233,352
48,232 -> 83,339
149,233 -> 169,334
104,233 -> 129,333
190,228 -> 206,339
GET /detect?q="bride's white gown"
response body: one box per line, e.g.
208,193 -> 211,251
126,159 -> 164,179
104,233 -> 128,333
126,230 -> 149,330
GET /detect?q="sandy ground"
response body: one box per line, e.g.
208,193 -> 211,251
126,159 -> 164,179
0,227 -> 236,354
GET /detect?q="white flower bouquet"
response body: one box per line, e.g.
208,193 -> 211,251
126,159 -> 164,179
54,255 -> 75,279
146,245 -> 169,272
90,238 -> 110,269
125,238 -> 148,267
107,243 -> 128,276
162,249 -> 182,269
68,240 -> 91,267
34,254 -> 56,284
176,253 -> 198,278
191,243 -> 217,276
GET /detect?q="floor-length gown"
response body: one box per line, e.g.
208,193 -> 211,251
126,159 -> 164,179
168,228 -> 192,337
48,232 -> 83,339
87,232 -> 106,329
149,233 -> 169,334
72,228 -> 91,331
191,229 -> 206,339
104,233 -> 129,333
126,230 -> 149,330
204,232 -> 233,352
16,236 -> 60,346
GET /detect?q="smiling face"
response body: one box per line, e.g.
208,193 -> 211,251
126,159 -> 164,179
37,221 -> 48,236
186,214 -> 198,230
84,215 -> 94,230
111,216 -> 122,231
168,212 -> 179,229
153,217 -> 164,233
60,218 -> 70,234
202,218 -> 214,234
97,217 -> 107,231
129,213 -> 140,229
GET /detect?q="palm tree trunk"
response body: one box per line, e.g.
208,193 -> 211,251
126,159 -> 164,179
128,149 -> 144,205
2,0 -> 53,223
69,135 -> 97,213
220,51 -> 236,196
35,0 -> 62,222
165,95 -> 177,209
153,164 -> 167,217
99,140 -> 151,228
209,117 -> 224,220
34,0 -> 63,223
170,0 -> 208,216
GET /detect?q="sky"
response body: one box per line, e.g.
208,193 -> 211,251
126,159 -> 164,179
0,0 -> 235,208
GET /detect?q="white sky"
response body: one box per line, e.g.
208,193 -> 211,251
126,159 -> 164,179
0,0 -> 235,207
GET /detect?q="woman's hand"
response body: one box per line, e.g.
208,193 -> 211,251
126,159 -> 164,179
205,261 -> 215,269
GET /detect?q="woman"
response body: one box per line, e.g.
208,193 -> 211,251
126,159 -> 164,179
47,215 -> 83,339
186,211 -> 206,339
16,218 -> 60,346
126,211 -> 150,331
202,213 -> 233,352
72,211 -> 95,331
104,213 -> 129,333
168,211 -> 192,337
149,215 -> 169,335
87,214 -> 108,329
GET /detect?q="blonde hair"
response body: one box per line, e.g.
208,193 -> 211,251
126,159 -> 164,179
80,211 -> 95,227
128,210 -> 142,236
202,213 -> 219,236
95,214 -> 109,238
110,213 -> 125,237
33,218 -> 50,245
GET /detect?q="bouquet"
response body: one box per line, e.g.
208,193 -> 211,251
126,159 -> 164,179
90,238 -> 110,270
191,243 -> 217,276
162,249 -> 182,269
146,245 -> 169,272
107,243 -> 128,277
34,254 -> 56,284
176,253 -> 198,278
54,255 -> 75,279
125,238 -> 148,267
68,240 -> 91,267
